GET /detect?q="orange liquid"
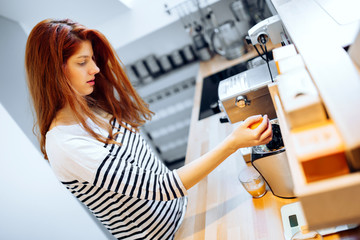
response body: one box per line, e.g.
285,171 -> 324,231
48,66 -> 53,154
247,181 -> 266,198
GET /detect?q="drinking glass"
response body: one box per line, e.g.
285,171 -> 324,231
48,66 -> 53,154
238,165 -> 267,198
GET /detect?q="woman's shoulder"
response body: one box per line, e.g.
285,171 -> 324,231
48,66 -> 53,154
48,107 -> 111,132
48,107 -> 81,132
46,108 -> 122,154
94,108 -> 112,120
47,111 -> 87,138
46,120 -> 109,164
46,117 -> 108,141
46,123 -> 110,184
46,123 -> 88,154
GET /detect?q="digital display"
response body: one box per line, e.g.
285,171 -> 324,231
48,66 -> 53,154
289,214 -> 298,227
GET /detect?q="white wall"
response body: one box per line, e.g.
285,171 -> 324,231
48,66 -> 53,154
116,20 -> 193,64
0,16 -> 37,148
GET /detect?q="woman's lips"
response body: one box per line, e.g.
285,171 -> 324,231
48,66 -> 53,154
87,80 -> 95,86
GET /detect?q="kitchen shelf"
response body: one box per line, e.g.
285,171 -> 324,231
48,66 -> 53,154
138,66 -> 198,164
136,62 -> 199,98
269,0 -> 360,230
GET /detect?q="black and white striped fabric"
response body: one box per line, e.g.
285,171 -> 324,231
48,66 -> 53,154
46,118 -> 188,239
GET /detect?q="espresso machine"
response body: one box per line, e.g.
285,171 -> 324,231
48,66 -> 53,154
217,15 -> 295,198
217,65 -> 295,198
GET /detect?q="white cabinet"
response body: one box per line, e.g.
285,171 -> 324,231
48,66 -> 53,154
270,0 -> 360,230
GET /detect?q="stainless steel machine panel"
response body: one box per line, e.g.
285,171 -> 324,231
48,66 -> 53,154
218,61 -> 278,123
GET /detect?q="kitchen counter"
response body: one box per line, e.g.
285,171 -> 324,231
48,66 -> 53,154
174,49 -> 360,239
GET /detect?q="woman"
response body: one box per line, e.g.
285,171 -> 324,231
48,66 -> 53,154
25,19 -> 272,240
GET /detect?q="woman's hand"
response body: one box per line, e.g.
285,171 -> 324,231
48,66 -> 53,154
177,114 -> 273,190
225,115 -> 273,152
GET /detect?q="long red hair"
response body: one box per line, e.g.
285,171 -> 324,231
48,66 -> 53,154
25,19 -> 153,159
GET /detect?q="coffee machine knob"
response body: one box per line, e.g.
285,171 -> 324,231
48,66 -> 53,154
235,95 -> 251,108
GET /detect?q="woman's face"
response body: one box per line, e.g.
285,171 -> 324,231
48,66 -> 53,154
65,40 -> 100,96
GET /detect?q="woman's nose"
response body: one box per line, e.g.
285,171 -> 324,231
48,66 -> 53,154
89,60 -> 100,75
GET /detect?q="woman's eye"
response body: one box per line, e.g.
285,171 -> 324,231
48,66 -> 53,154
78,61 -> 86,66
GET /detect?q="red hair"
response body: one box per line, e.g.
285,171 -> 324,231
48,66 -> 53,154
25,19 -> 153,159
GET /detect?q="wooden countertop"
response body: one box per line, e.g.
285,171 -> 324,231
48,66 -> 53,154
174,49 -> 360,239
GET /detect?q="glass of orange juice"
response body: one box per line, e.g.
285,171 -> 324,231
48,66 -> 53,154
238,165 -> 267,198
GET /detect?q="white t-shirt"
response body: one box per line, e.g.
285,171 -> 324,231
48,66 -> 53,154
46,118 -> 188,240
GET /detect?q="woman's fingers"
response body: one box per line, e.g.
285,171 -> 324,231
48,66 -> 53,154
254,115 -> 272,145
231,114 -> 273,148
261,131 -> 273,145
250,115 -> 270,138
262,119 -> 273,138
256,115 -> 269,133
243,115 -> 263,128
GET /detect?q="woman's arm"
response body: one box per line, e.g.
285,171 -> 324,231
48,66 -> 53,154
176,115 -> 272,190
